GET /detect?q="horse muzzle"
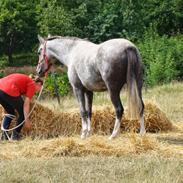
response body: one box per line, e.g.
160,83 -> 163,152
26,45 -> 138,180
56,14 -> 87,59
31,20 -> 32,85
36,67 -> 45,77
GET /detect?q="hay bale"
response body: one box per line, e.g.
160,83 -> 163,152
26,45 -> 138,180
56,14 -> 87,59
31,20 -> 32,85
28,103 -> 81,138
121,101 -> 174,133
0,101 -> 174,138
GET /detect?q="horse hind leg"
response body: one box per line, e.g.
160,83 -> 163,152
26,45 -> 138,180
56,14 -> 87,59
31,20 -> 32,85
136,78 -> 146,135
85,90 -> 93,137
139,99 -> 146,135
108,91 -> 124,140
136,70 -> 146,135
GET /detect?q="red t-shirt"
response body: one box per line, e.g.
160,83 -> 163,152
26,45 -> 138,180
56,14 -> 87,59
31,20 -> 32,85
0,73 -> 36,99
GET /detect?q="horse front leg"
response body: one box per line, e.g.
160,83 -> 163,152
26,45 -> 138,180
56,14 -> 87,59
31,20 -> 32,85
139,100 -> 146,135
73,87 -> 88,139
85,90 -> 93,137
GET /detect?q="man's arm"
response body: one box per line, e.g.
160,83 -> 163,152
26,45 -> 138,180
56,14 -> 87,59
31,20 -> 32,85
23,96 -> 32,129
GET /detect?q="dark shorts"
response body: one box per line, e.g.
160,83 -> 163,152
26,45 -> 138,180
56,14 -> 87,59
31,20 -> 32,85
0,90 -> 24,132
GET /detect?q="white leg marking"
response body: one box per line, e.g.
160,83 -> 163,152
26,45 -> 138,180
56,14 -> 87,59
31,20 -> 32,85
109,118 -> 120,140
81,119 -> 88,139
86,118 -> 91,137
139,115 -> 146,135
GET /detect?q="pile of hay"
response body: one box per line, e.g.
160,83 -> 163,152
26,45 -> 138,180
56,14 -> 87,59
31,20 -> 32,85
121,101 -> 174,133
1,134 -> 182,160
0,135 -> 164,159
0,101 -> 174,138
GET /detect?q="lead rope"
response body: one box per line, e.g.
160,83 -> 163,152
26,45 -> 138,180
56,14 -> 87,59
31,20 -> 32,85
1,78 -> 46,141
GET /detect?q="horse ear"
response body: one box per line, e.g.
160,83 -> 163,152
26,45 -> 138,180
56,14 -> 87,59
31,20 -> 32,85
38,34 -> 45,44
48,34 -> 51,38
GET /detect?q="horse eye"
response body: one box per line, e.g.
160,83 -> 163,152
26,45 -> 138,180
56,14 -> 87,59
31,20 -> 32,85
38,48 -> 42,55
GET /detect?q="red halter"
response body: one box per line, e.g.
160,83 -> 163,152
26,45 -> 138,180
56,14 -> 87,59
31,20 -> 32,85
38,41 -> 52,77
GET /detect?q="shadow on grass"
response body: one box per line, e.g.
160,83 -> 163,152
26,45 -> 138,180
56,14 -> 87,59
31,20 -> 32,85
157,135 -> 183,145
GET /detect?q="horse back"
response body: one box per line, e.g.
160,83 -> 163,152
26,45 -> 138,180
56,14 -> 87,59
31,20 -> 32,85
68,39 -> 137,91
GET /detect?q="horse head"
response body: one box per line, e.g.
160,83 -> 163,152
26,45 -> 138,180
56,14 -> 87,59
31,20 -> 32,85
36,35 -> 52,77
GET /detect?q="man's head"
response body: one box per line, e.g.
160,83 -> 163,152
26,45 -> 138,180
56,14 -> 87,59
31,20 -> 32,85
29,74 -> 43,92
34,76 -> 43,92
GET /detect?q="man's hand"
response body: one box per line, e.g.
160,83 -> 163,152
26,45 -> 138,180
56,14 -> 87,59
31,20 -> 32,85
24,119 -> 32,130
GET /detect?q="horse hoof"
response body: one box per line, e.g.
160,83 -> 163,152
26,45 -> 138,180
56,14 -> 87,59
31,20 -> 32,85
81,130 -> 88,139
81,133 -> 86,139
108,135 -> 116,140
86,130 -> 91,137
140,129 -> 146,136
81,135 -> 86,140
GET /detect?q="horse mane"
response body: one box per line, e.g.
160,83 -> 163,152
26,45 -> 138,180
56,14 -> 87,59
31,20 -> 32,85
46,36 -> 62,41
46,36 -> 88,42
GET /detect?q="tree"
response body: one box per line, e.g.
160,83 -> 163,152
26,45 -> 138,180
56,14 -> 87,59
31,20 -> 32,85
36,0 -> 102,38
0,0 -> 38,64
144,0 -> 183,36
37,0 -> 77,37
87,0 -> 147,43
87,0 -> 124,43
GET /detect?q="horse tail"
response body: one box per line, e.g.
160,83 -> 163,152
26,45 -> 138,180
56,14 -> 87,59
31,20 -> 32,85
126,46 -> 144,119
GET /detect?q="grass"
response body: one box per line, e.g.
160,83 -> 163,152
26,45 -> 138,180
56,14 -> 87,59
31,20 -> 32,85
0,156 -> 182,183
1,82 -> 183,183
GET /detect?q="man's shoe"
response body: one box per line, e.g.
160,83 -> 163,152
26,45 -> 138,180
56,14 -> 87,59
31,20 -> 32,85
1,132 -> 9,141
11,131 -> 21,141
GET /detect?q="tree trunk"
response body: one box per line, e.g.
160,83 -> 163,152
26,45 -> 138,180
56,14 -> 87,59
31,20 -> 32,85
7,51 -> 13,65
7,35 -> 14,65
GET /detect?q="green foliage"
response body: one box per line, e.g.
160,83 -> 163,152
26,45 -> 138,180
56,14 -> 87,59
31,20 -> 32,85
72,0 -> 102,38
87,0 -> 123,42
87,0 -> 149,43
0,71 -> 4,78
138,28 -> 183,86
44,72 -> 71,97
0,56 -> 8,68
0,56 -> 7,77
0,0 -> 183,88
37,0 -> 78,36
0,52 -> 37,67
10,53 -> 37,66
0,0 -> 38,64
144,0 -> 183,36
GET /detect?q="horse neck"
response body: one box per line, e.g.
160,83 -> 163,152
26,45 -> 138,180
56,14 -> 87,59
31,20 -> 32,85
48,39 -> 79,67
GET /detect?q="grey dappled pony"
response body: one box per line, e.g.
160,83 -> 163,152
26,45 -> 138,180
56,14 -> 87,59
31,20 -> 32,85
36,35 -> 146,139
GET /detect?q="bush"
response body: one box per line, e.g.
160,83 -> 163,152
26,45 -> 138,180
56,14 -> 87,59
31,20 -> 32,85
0,53 -> 38,67
43,72 -> 71,97
138,29 -> 183,86
0,56 -> 8,78
10,53 -> 38,67
0,56 -> 8,68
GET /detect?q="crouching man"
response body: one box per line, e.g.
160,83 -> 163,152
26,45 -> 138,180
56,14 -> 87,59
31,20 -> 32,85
0,73 -> 43,140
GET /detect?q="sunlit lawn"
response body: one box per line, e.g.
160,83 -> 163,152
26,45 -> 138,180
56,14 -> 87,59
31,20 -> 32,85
0,82 -> 183,183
